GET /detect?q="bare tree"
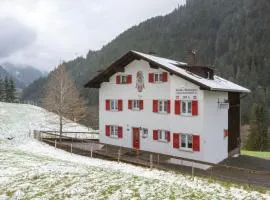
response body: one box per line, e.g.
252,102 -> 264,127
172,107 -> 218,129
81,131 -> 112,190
43,64 -> 87,141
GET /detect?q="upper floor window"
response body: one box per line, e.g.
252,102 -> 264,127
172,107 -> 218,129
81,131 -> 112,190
182,100 -> 192,115
175,100 -> 198,116
106,99 -> 123,111
128,100 -> 143,110
153,100 -> 170,114
116,74 -> 132,84
154,73 -> 163,82
110,100 -> 118,111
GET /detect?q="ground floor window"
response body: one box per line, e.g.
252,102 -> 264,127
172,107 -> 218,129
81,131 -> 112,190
110,126 -> 118,138
181,134 -> 192,150
110,100 -> 118,111
142,128 -> 148,138
158,130 -> 166,141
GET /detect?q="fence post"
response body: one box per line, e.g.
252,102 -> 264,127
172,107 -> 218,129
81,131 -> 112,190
150,154 -> 153,169
105,144 -> 107,153
118,148 -> 121,163
192,161 -> 194,180
157,154 -> 160,164
71,143 -> 73,154
90,144 -> 93,158
55,140 -> 57,149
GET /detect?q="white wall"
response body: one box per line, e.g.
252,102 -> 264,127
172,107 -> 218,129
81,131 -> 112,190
99,59 -> 228,164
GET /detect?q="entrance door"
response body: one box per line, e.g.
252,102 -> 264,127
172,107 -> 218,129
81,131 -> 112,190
132,128 -> 140,149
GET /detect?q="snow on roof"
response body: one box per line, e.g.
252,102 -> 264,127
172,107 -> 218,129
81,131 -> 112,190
132,51 -> 250,93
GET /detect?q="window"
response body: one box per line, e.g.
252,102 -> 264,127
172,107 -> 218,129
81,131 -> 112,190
158,100 -> 167,113
110,126 -> 118,138
133,100 -> 140,110
181,134 -> 193,150
158,130 -> 166,141
129,100 -> 143,110
181,100 -> 192,115
110,100 -> 118,111
116,74 -> 132,84
121,75 -> 127,84
154,73 -> 163,82
142,128 -> 148,138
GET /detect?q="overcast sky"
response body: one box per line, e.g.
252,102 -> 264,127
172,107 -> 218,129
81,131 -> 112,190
0,0 -> 185,71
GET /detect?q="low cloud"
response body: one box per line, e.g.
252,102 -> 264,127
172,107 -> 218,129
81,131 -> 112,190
0,18 -> 36,58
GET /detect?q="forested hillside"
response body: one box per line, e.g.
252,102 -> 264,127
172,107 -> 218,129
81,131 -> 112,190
22,0 -> 270,124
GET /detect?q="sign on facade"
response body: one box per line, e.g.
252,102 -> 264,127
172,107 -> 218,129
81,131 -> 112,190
175,88 -> 198,100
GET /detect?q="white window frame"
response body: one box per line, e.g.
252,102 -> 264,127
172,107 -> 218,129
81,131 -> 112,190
120,75 -> 128,84
110,126 -> 118,138
158,100 -> 167,113
154,73 -> 163,83
181,100 -> 192,116
132,100 -> 140,110
158,130 -> 167,142
180,134 -> 193,150
110,100 -> 118,111
141,128 -> 148,138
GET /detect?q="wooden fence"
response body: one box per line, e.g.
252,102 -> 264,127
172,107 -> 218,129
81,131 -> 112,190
34,130 -> 270,188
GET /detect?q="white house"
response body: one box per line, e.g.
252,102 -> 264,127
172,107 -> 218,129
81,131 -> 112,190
84,50 -> 250,165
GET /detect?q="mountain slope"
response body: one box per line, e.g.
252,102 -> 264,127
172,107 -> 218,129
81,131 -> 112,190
22,0 -> 270,123
2,63 -> 45,87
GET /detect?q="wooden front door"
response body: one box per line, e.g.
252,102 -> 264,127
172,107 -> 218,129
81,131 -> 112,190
132,128 -> 140,149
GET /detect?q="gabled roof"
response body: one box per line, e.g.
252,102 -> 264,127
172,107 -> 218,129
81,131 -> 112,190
84,50 -> 250,93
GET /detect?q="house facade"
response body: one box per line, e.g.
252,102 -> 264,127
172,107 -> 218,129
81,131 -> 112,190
85,51 -> 250,165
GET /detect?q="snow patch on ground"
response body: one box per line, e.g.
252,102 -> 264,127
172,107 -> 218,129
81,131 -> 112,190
0,103 -> 269,199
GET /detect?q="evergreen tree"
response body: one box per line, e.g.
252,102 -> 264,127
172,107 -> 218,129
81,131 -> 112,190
0,78 -> 5,101
245,104 -> 269,151
4,77 -> 9,102
8,78 -> 16,103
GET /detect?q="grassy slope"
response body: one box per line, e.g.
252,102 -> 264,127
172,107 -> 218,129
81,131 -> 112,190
241,150 -> 270,159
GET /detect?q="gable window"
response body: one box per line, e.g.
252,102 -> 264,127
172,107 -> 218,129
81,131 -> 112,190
149,72 -> 168,83
116,74 -> 132,84
181,100 -> 192,115
181,134 -> 193,150
154,73 -> 163,82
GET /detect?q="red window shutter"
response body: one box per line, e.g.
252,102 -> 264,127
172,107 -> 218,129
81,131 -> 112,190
162,72 -> 168,82
116,75 -> 120,84
105,125 -> 110,136
118,100 -> 123,111
173,133 -> 179,148
128,100 -> 132,109
192,100 -> 198,116
167,100 -> 171,113
127,75 -> 132,84
166,131 -> 170,142
192,135 -> 200,151
175,100 -> 181,115
153,100 -> 158,113
118,126 -> 123,138
153,130 -> 158,140
106,100 -> 110,110
148,73 -> 154,83
224,129 -> 228,137
139,100 -> 144,110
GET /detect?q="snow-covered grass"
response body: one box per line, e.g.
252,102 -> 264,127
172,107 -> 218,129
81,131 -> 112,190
0,102 -> 269,199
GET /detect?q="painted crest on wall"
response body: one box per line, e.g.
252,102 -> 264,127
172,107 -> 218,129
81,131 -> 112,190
136,71 -> 145,92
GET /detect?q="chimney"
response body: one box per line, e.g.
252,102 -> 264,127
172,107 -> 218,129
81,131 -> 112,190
186,49 -> 197,66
